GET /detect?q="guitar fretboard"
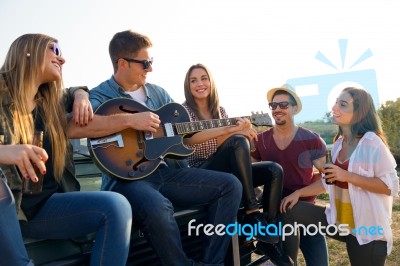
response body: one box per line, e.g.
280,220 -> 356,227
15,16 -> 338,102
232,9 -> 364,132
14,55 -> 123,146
175,116 -> 250,135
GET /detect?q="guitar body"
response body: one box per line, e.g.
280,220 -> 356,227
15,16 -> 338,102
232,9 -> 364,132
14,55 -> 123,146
88,98 -> 193,181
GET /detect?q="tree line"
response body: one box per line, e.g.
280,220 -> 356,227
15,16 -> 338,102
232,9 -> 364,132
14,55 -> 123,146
378,98 -> 400,162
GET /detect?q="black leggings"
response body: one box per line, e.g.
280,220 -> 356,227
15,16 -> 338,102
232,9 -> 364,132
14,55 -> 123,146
282,201 -> 387,266
198,135 -> 284,221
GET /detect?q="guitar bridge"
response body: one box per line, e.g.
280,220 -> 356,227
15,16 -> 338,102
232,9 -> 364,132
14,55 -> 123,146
90,133 -> 124,148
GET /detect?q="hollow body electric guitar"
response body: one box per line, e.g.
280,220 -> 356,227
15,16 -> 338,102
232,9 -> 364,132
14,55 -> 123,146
88,98 -> 272,181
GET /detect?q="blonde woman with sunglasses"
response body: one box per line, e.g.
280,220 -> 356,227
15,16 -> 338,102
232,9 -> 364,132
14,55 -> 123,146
0,34 -> 132,266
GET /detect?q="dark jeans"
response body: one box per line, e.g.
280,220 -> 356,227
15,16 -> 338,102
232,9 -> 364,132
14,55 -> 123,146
199,135 -> 284,221
298,233 -> 328,266
112,165 -> 242,266
281,201 -> 387,266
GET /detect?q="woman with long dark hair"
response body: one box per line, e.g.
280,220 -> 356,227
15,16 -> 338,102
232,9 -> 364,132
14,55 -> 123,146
280,87 -> 399,266
182,64 -> 293,265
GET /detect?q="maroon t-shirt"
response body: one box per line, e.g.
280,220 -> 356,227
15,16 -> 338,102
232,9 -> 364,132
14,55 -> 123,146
252,127 -> 326,202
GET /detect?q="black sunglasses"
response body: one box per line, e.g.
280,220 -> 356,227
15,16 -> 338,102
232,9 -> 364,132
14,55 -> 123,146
268,101 -> 293,110
119,57 -> 153,70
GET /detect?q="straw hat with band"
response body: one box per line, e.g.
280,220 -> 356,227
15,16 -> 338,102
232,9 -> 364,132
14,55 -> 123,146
266,84 -> 302,114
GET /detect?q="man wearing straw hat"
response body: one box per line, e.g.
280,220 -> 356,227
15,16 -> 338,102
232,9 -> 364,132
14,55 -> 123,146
251,84 -> 328,266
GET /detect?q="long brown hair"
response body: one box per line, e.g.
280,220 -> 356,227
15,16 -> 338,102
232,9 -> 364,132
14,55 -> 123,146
333,87 -> 388,146
0,34 -> 68,181
183,63 -> 221,120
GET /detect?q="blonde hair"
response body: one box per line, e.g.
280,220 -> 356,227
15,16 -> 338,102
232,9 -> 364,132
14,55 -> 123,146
183,63 -> 221,120
0,33 -> 68,181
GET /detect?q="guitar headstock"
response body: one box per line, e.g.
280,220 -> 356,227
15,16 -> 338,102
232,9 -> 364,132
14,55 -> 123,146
250,111 -> 273,127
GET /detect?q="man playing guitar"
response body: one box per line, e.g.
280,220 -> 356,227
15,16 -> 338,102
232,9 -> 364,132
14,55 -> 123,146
88,30 -> 244,266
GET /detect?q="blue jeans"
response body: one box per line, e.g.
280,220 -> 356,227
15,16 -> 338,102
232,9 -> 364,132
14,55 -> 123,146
0,176 -> 33,266
19,191 -> 132,266
112,166 -> 242,266
299,234 -> 328,266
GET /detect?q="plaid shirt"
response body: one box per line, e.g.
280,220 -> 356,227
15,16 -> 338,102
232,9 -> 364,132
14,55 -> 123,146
182,103 -> 228,168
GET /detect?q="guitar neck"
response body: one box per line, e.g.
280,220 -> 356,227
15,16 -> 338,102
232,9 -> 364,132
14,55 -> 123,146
175,116 -> 250,135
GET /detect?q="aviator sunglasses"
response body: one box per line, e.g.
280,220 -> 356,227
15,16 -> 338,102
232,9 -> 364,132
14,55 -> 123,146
119,57 -> 153,70
268,101 -> 293,110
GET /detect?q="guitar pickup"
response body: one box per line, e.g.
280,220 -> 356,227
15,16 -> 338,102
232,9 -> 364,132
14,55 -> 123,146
164,123 -> 174,137
90,133 -> 124,147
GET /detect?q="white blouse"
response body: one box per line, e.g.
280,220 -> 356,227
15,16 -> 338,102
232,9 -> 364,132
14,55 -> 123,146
323,132 -> 399,254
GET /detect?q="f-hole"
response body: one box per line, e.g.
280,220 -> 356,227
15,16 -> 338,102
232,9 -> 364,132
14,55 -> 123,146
119,105 -> 139,114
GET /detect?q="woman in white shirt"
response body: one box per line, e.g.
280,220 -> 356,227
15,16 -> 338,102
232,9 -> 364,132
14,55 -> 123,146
280,87 -> 399,266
